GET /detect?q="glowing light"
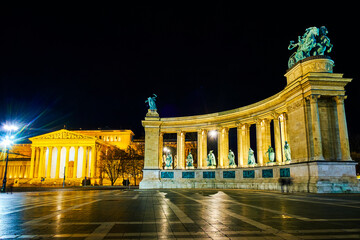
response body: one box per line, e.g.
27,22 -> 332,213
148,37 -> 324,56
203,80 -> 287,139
209,130 -> 217,138
3,124 -> 19,131
163,147 -> 171,153
1,136 -> 13,147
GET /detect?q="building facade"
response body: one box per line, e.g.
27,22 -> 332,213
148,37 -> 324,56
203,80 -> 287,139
0,129 -> 137,186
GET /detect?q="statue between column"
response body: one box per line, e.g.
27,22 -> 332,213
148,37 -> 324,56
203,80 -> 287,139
265,146 -> 275,165
164,152 -> 173,169
228,150 -> 237,168
206,150 -> 216,169
284,141 -> 291,163
186,151 -> 194,169
248,148 -> 256,166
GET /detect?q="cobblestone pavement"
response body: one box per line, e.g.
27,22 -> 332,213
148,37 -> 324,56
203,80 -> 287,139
1,189 -> 360,239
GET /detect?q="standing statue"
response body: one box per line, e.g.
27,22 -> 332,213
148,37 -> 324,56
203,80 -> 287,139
206,150 -> 216,168
265,145 -> 275,163
248,147 -> 256,165
288,26 -> 332,68
145,94 -> 157,111
165,152 -> 173,169
284,141 -> 291,162
228,149 -> 237,168
186,151 -> 194,169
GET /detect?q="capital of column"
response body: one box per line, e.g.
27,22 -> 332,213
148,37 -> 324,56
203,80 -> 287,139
279,113 -> 287,122
271,112 -> 280,119
334,95 -> 347,105
307,94 -> 321,103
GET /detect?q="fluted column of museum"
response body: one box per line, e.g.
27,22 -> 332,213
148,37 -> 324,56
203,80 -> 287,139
55,146 -> 61,178
90,145 -> 96,178
82,146 -> 88,178
308,95 -> 324,161
46,146 -> 53,178
273,115 -> 283,164
256,120 -> 264,165
158,132 -> 164,169
335,96 -> 352,161
197,129 -> 207,168
63,146 -> 70,178
73,146 -> 79,178
177,131 -> 186,169
38,146 -> 46,178
29,147 -> 36,178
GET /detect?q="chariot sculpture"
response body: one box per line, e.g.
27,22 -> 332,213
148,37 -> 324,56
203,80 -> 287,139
288,26 -> 332,68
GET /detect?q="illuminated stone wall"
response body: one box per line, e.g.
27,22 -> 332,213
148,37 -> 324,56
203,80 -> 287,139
141,57 -> 359,192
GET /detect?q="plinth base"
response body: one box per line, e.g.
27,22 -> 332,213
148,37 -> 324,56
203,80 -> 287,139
139,161 -> 360,193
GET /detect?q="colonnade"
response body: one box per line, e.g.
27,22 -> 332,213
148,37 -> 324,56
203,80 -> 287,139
159,113 -> 289,169
29,145 -> 101,179
158,92 -> 351,170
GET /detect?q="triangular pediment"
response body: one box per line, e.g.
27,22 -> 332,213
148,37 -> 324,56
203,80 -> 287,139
30,129 -> 96,141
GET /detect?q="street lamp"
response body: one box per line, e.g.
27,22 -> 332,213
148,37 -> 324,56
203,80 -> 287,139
1,124 -> 18,193
209,130 -> 218,139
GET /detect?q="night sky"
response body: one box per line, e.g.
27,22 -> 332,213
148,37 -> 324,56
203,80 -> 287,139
1,4 -> 359,145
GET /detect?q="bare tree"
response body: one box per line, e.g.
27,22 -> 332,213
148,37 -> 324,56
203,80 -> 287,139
125,145 -> 144,186
100,146 -> 128,186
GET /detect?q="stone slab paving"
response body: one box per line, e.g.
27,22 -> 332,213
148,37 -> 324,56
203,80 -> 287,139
1,189 -> 360,239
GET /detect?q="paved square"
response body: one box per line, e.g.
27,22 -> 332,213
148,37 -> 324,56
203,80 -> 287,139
1,189 -> 360,239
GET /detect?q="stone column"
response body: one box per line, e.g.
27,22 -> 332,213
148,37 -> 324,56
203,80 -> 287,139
82,146 -> 88,178
273,116 -> 282,164
91,145 -> 96,177
142,114 -> 161,169
197,129 -> 207,169
177,131 -> 185,169
38,147 -> 45,178
218,127 -> 229,168
46,147 -> 53,178
308,95 -> 324,161
55,146 -> 61,178
64,146 -> 70,178
73,146 -> 79,178
237,124 -> 243,167
158,132 -> 164,169
29,147 -> 36,178
279,114 -> 287,163
256,120 -> 263,165
243,124 -> 250,165
197,130 -> 203,169
263,119 -> 272,161
335,96 -> 352,161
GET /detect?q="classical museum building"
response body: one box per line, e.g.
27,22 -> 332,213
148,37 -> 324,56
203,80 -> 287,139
0,129 -> 140,186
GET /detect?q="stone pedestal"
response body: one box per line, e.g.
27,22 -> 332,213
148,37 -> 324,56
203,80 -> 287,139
139,169 -> 161,189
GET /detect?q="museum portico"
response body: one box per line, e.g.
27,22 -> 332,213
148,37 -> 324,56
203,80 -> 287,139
140,56 -> 359,193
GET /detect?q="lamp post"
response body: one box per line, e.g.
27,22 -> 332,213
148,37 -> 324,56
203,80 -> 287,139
0,124 -> 18,193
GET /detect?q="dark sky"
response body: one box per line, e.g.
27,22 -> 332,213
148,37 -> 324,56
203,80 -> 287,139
1,4 -> 359,142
